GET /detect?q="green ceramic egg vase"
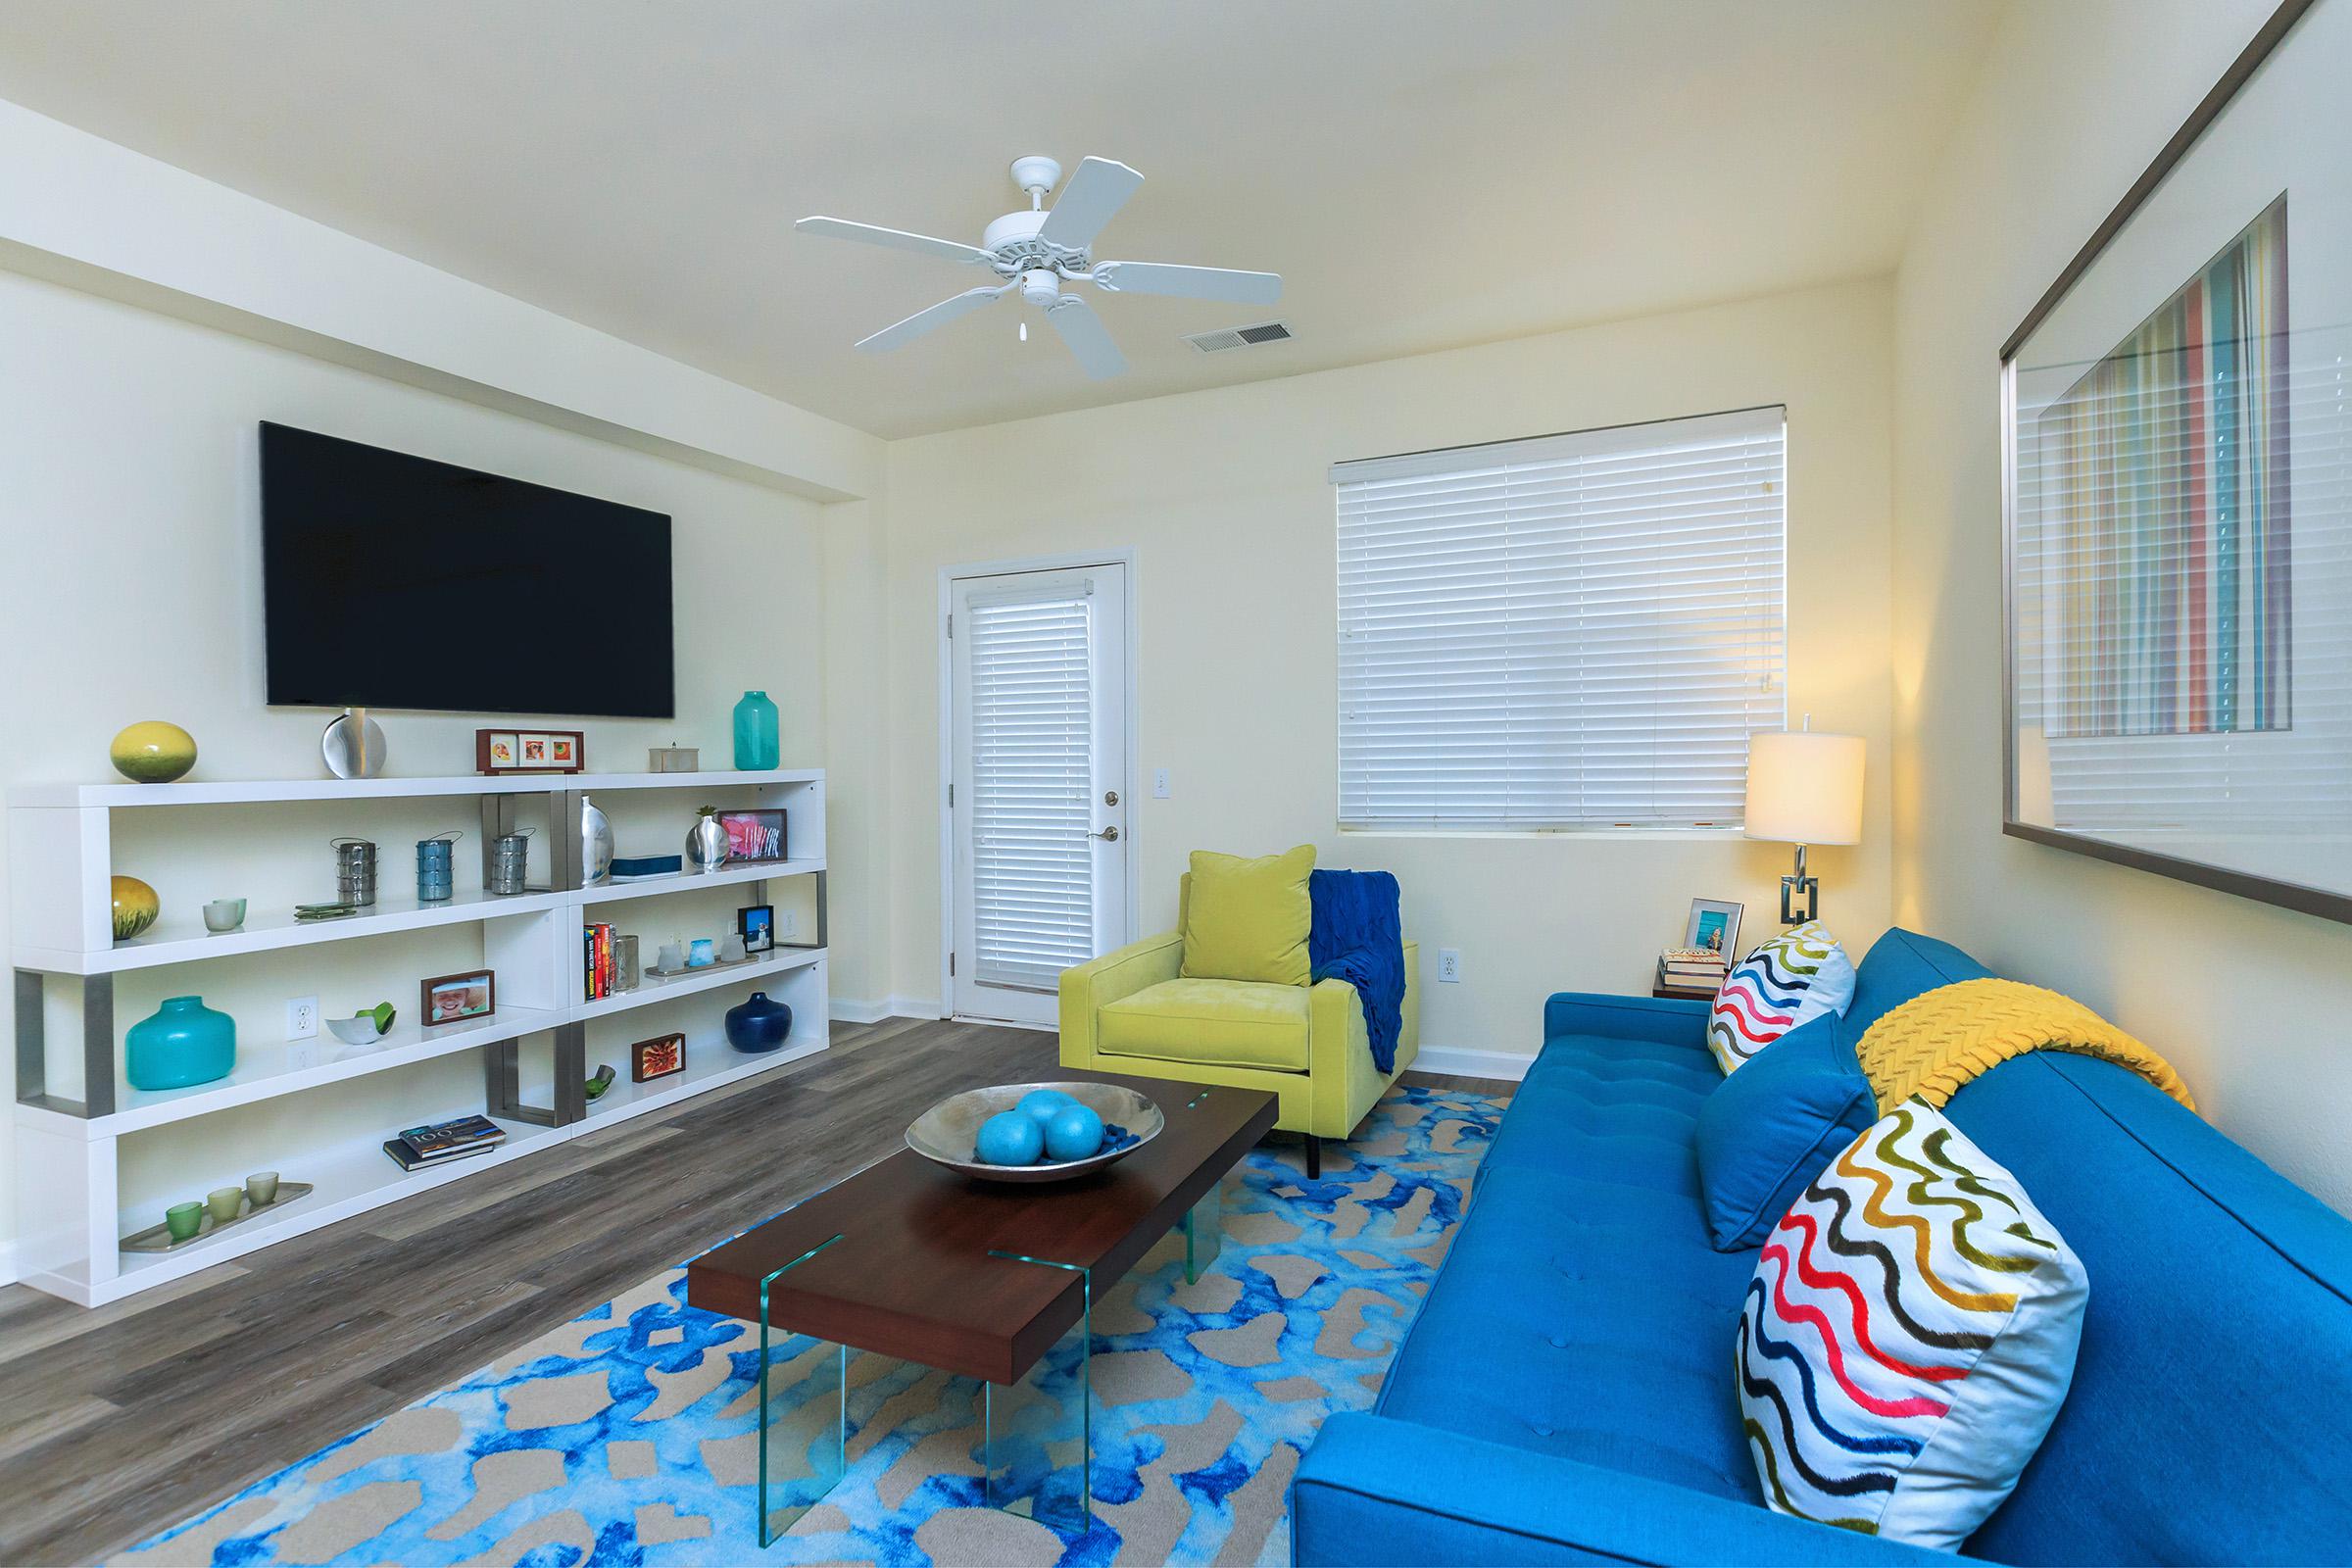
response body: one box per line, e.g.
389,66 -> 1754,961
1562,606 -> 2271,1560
109,720 -> 198,784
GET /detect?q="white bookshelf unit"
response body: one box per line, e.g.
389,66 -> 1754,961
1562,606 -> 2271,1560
10,767 -> 828,1306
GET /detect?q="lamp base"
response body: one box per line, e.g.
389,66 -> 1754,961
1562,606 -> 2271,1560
1779,842 -> 1818,924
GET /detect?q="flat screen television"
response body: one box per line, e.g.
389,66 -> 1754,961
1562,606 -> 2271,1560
261,423 -> 674,717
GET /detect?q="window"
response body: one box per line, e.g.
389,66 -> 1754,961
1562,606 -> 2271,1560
1333,406 -> 1787,831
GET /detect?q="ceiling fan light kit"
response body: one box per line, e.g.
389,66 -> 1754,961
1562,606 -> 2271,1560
796,153 -> 1283,380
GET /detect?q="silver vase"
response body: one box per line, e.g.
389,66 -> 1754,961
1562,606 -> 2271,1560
687,807 -> 729,873
580,794 -> 613,886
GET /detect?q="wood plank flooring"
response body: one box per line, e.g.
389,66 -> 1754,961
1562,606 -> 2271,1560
0,1019 -> 1508,1565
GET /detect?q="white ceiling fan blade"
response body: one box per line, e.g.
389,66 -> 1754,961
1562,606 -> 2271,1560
855,285 -> 1008,353
796,216 -> 997,267
1045,296 -> 1127,379
1036,157 -> 1144,250
1092,260 -> 1283,305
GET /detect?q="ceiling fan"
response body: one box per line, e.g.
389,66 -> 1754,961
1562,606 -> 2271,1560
796,154 -> 1282,380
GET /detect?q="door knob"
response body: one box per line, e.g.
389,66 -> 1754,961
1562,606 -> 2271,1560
1093,825 -> 1120,841
1103,790 -> 1119,807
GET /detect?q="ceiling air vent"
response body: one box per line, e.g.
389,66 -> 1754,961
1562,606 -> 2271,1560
1184,320 -> 1295,354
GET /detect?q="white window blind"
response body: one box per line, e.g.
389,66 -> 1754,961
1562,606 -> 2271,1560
1334,407 -> 1787,831
967,586 -> 1097,989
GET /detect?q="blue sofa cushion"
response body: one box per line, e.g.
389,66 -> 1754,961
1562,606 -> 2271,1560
1482,1030 -> 1718,1199
1845,926 -> 1991,1034
1693,1010 -> 1877,1250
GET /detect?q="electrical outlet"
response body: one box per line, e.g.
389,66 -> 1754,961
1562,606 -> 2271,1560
1153,767 -> 1171,799
778,909 -> 799,941
1436,949 -> 1462,983
285,996 -> 318,1040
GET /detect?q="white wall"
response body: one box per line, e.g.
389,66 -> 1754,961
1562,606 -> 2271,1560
1892,0 -> 2352,1212
878,279 -> 1898,1062
0,267 -> 832,1269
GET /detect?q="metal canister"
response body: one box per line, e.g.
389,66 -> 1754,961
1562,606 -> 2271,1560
488,830 -> 532,896
331,838 -> 377,907
416,832 -> 462,904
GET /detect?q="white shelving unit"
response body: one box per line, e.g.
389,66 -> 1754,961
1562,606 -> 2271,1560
10,767 -> 829,1306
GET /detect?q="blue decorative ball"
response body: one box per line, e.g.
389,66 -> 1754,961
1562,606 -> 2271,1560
1044,1102 -> 1105,1162
976,1109 -> 1046,1165
1017,1089 -> 1077,1126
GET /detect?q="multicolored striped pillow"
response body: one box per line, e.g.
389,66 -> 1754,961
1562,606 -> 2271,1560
1736,1099 -> 2086,1549
1708,920 -> 1854,1074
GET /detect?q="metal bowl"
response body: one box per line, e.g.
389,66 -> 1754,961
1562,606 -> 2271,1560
906,1080 -> 1164,1184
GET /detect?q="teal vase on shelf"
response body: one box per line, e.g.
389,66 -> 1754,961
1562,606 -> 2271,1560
125,996 -> 236,1091
733,689 -> 780,770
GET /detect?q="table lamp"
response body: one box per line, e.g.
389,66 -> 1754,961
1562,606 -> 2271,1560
1743,719 -> 1864,924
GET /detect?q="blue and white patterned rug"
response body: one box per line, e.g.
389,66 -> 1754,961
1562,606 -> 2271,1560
122,1084 -> 1503,1567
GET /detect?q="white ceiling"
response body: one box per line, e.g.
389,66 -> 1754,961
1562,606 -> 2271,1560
0,1 -> 2003,440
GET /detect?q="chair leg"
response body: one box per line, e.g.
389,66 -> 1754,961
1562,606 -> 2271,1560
1304,1135 -> 1321,1179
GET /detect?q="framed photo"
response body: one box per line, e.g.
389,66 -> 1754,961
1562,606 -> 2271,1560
718,808 -> 788,863
738,903 -> 774,954
476,727 -> 585,775
1684,899 -> 1743,961
2002,0 -> 2352,925
631,1031 -> 685,1083
420,968 -> 496,1027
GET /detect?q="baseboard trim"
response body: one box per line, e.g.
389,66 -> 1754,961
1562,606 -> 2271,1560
1411,1045 -> 1533,1083
831,997 -> 946,1025
0,1239 -> 16,1288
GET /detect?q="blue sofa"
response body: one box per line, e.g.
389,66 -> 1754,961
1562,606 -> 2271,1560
1294,928 -> 2352,1564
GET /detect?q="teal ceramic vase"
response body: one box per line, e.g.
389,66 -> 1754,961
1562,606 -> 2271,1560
125,996 -> 236,1091
732,690 -> 779,770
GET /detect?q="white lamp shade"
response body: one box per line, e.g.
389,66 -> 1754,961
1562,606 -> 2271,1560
1743,730 -> 1865,845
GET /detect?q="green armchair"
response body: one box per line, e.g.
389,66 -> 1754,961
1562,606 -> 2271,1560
1058,896 -> 1418,1176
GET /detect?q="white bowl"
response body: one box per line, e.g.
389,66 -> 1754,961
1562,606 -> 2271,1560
906,1081 -> 1163,1184
326,1015 -> 387,1047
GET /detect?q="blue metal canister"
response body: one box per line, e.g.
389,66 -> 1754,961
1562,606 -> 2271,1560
416,832 -> 460,904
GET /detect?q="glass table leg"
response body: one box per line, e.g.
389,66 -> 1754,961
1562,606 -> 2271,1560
758,1235 -> 847,1548
979,1252 -> 1093,1534
1184,1177 -> 1224,1285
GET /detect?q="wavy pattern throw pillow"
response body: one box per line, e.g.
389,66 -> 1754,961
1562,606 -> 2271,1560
1736,1099 -> 2086,1549
1708,920 -> 1855,1075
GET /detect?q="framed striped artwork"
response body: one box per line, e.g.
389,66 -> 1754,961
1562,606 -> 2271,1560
2003,0 -> 2352,925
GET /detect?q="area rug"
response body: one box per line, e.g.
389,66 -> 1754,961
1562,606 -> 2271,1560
122,1083 -> 1503,1568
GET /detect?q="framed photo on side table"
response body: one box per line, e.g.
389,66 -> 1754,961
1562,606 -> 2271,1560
1684,899 -> 1743,962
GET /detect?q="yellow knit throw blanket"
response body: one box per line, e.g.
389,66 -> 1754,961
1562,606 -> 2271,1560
1852,978 -> 2195,1115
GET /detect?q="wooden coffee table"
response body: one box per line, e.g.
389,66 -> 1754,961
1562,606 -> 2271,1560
687,1071 -> 1279,1544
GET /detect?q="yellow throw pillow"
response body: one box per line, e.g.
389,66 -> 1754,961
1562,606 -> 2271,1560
1180,845 -> 1314,986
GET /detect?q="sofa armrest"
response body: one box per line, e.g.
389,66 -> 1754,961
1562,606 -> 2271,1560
1295,1413 -> 1954,1566
1057,930 -> 1184,1069
1543,991 -> 1709,1050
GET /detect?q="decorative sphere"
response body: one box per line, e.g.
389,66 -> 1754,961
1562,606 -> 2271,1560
1017,1089 -> 1076,1126
1044,1102 -> 1105,1162
111,875 -> 160,941
975,1109 -> 1046,1166
110,720 -> 198,784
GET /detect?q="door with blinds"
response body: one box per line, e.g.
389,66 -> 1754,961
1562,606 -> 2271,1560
948,564 -> 1131,1025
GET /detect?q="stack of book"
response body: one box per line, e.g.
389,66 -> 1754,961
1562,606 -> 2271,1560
584,921 -> 617,1001
1657,947 -> 1729,994
382,1113 -> 507,1172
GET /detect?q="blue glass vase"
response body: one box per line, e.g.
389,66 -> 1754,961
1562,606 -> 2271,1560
733,690 -> 779,771
724,991 -> 793,1053
125,995 -> 237,1091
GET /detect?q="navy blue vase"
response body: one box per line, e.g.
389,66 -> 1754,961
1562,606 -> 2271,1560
724,990 -> 793,1053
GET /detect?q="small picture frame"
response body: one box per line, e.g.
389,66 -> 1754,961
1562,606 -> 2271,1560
738,904 -> 774,954
718,808 -> 788,863
631,1031 -> 685,1083
476,727 -> 586,775
420,969 -> 496,1027
1685,899 -> 1744,962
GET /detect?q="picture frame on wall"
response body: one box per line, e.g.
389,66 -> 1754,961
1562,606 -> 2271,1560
2001,0 -> 2352,925
1684,899 -> 1743,961
420,969 -> 495,1027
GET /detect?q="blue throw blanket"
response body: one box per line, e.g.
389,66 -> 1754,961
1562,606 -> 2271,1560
1308,868 -> 1406,1074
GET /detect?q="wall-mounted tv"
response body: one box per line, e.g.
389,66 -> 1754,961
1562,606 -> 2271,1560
261,423 -> 675,717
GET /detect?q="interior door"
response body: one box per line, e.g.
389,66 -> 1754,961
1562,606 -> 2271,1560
949,563 -> 1130,1025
